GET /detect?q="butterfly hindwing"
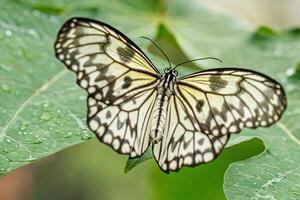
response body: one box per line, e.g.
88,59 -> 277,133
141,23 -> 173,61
153,95 -> 230,171
55,17 -> 160,157
88,89 -> 158,157
176,68 -> 287,136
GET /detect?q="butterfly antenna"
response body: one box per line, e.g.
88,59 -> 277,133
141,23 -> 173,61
140,36 -> 172,69
173,57 -> 223,69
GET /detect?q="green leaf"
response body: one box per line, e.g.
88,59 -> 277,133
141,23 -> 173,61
124,148 -> 152,173
0,0 -> 160,176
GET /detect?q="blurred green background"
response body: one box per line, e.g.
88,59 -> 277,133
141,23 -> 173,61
0,0 -> 299,200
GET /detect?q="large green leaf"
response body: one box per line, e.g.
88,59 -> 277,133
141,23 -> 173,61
0,0 -> 161,176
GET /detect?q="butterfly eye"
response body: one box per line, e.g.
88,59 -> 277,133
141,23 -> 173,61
164,68 -> 169,73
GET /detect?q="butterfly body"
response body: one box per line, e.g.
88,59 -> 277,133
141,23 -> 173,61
55,17 -> 286,172
150,68 -> 176,143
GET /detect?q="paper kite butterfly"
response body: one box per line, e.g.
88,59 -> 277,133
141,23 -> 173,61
54,17 -> 287,172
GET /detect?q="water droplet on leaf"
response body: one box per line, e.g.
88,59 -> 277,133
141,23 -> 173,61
81,133 -> 92,140
33,136 -> 43,144
64,132 -> 73,138
40,112 -> 52,121
42,102 -> 49,108
19,121 -> 29,131
5,30 -> 12,37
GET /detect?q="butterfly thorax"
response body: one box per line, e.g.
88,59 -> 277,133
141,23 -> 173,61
150,68 -> 176,143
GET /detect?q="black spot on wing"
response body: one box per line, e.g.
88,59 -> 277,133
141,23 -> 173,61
196,99 -> 205,112
106,110 -> 112,118
209,74 -> 228,92
117,46 -> 135,63
122,76 -> 133,89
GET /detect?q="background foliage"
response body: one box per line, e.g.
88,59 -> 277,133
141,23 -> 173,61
0,0 -> 299,199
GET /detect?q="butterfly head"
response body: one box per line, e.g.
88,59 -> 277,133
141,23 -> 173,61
161,68 -> 178,90
164,68 -> 178,77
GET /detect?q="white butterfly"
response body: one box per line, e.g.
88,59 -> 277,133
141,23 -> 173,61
55,17 -> 287,172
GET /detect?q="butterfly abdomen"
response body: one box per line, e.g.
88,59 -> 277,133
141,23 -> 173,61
150,93 -> 169,143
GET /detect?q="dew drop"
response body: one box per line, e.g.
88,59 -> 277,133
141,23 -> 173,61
5,30 -> 12,37
33,137 -> 43,144
64,132 -> 73,138
81,133 -> 92,140
19,121 -> 29,131
285,67 -> 295,77
42,102 -> 49,108
40,112 -> 52,121
6,139 -> 11,143
28,29 -> 38,39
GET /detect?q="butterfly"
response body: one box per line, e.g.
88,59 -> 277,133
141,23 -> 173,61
54,17 -> 287,172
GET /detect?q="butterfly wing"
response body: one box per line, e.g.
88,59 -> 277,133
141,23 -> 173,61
153,94 -> 230,172
154,68 -> 286,172
55,17 -> 160,157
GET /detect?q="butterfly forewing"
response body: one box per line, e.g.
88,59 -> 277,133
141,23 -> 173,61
55,17 -> 160,157
176,68 -> 287,136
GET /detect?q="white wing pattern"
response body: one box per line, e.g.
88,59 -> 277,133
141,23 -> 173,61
153,68 -> 286,171
55,17 -> 286,172
55,18 -> 160,157
177,69 -> 286,135
153,95 -> 230,171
